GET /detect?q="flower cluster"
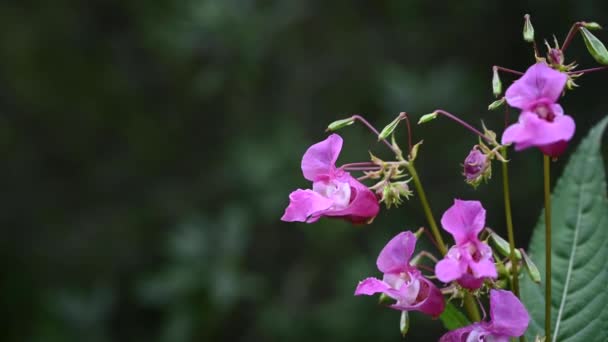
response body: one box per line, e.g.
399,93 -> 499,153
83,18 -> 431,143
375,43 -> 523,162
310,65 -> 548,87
280,15 -> 606,341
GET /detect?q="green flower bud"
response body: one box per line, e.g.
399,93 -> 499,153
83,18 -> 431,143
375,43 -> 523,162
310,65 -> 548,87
523,14 -> 535,43
326,117 -> 355,131
580,27 -> 608,65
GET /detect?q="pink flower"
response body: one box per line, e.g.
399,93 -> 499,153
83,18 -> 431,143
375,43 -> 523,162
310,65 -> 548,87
354,231 -> 445,317
439,289 -> 530,341
281,134 -> 380,224
502,62 -> 575,157
435,200 -> 497,289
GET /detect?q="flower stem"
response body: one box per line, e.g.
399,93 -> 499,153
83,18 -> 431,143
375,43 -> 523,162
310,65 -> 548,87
543,154 -> 552,341
500,147 -> 520,297
493,65 -> 524,76
561,22 -> 583,53
405,162 -> 447,256
568,66 -> 608,75
464,294 -> 481,322
433,110 -> 492,144
351,114 -> 398,154
501,148 -> 526,342
406,162 -> 482,322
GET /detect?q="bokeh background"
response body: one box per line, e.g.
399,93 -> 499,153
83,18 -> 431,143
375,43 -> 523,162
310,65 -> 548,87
1,1 -> 607,341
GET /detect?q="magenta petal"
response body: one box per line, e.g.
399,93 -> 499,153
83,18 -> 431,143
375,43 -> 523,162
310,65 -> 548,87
301,134 -> 343,181
281,189 -> 333,222
457,274 -> 485,290
327,174 -> 379,223
439,324 -> 479,342
470,258 -> 497,279
354,277 -> 391,296
440,199 -> 486,244
502,111 -> 575,152
435,258 -> 463,283
539,140 -> 569,157
376,231 -> 417,274
410,277 -> 445,317
505,63 -> 567,109
488,290 -> 530,337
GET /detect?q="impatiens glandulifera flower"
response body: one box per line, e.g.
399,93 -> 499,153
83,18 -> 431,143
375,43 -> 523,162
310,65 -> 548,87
354,231 -> 445,317
463,147 -> 491,187
439,289 -> 530,342
501,62 -> 575,157
281,134 -> 380,224
435,199 -> 497,289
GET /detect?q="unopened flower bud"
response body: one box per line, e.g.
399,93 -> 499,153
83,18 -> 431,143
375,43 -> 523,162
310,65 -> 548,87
523,14 -> 535,43
548,48 -> 564,66
463,147 -> 491,187
377,181 -> 412,208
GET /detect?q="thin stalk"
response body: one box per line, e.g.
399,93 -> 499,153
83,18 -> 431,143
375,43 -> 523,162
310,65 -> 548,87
543,155 -> 552,341
433,110 -> 492,144
400,112 -> 413,155
501,149 -> 526,342
500,147 -> 520,298
561,22 -> 583,53
351,115 -> 397,154
405,162 -> 447,255
568,66 -> 608,75
493,66 -> 524,76
407,161 -> 482,322
464,294 -> 482,322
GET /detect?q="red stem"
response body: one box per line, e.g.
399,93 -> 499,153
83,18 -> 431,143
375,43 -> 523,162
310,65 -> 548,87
351,115 -> 397,153
568,66 -> 608,75
494,66 -> 524,76
561,22 -> 583,53
434,109 -> 492,144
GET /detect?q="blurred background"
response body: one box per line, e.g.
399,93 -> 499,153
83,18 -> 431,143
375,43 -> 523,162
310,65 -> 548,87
1,1 -> 607,341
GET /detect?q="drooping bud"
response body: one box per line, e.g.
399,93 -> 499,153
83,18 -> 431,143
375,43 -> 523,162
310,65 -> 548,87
378,113 -> 406,140
492,67 -> 502,97
521,248 -> 541,284
326,117 -> 355,132
488,97 -> 505,111
582,21 -> 602,30
523,14 -> 535,43
463,147 -> 491,188
580,27 -> 608,65
418,112 -> 438,124
489,231 -> 522,260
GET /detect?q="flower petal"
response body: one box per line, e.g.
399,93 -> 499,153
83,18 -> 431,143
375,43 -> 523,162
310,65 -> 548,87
440,199 -> 486,244
301,134 -> 343,181
501,112 -> 575,152
281,189 -> 333,222
439,324 -> 481,342
488,289 -> 530,337
327,174 -> 379,224
435,258 -> 463,283
354,277 -> 391,296
392,276 -> 445,317
376,231 -> 417,273
505,63 -> 567,109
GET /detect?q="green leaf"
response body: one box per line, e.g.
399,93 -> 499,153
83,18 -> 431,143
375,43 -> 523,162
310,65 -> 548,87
440,302 -> 470,331
580,27 -> 608,65
520,116 -> 608,341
